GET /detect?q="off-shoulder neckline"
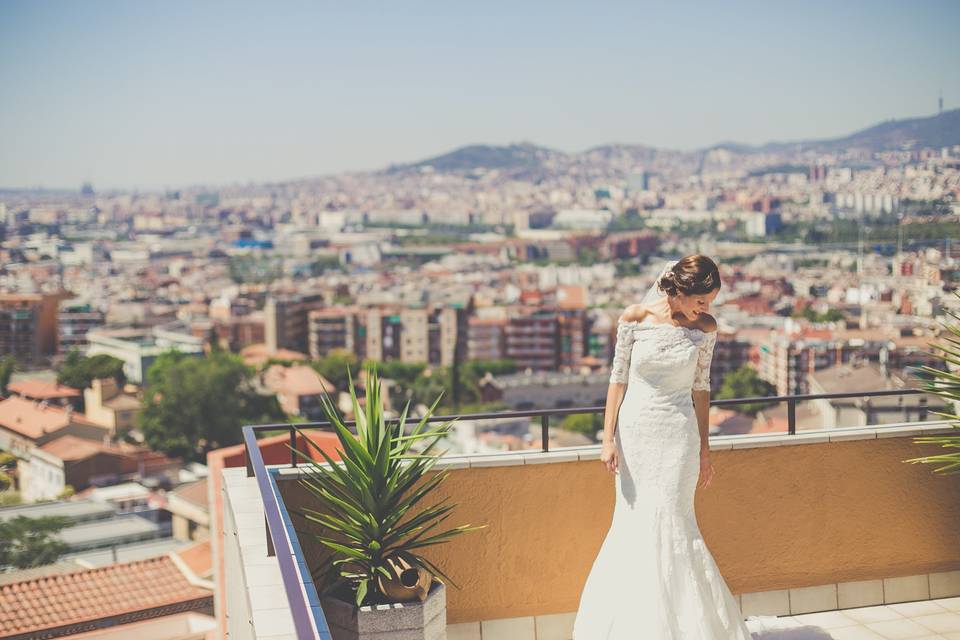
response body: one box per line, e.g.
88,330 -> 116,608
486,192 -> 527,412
618,318 -> 713,336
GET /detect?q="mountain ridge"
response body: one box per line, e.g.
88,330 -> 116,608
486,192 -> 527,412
395,108 -> 960,174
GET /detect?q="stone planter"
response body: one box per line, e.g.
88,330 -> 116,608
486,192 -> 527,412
320,580 -> 447,640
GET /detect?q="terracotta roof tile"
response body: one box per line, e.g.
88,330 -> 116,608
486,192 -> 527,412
0,396 -> 105,440
263,364 -> 335,396
0,556 -> 211,637
172,478 -> 209,509
38,435 -> 117,461
239,343 -> 308,366
7,380 -> 81,400
173,540 -> 212,578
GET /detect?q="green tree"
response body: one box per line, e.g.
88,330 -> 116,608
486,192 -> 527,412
0,453 -> 17,502
370,361 -> 427,387
715,366 -> 778,416
311,350 -> 360,392
0,452 -> 15,470
409,368 -> 450,408
58,350 -> 125,390
386,359 -> 518,412
138,350 -> 286,461
0,355 -> 16,395
0,516 -> 70,570
792,303 -> 845,323
559,413 -> 603,441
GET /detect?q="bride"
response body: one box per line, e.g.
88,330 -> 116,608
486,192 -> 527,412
573,255 -> 825,639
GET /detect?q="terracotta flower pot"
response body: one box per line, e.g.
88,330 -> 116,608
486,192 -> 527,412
377,557 -> 432,603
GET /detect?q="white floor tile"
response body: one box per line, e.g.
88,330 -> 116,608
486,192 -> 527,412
791,610 -> 860,629
829,626 -> 887,640
914,612 -> 960,635
889,601 -> 949,618
480,616 -> 535,640
845,606 -> 906,624
865,617 -> 939,639
938,599 -> 960,613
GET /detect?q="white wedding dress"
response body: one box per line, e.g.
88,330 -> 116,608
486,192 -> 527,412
573,317 -> 819,639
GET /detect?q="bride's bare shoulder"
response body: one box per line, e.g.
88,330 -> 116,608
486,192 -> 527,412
618,304 -> 650,323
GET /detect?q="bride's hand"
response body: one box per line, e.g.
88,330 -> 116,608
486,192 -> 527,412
600,440 -> 619,474
698,451 -> 715,489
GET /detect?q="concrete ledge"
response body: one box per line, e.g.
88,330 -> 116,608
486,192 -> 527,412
222,467 -> 327,640
271,420 -> 956,476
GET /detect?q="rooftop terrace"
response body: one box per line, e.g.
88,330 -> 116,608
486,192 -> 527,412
218,389 -> 960,640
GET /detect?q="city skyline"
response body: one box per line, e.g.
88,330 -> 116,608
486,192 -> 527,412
1,0 -> 959,190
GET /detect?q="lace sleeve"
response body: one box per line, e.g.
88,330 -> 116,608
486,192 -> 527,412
692,331 -> 718,391
609,321 -> 636,385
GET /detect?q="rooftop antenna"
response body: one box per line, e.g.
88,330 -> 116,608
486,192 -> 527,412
939,89 -> 944,116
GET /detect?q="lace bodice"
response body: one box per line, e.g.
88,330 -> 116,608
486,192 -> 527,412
609,319 -> 717,391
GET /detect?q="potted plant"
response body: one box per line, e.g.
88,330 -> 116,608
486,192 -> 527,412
292,365 -> 484,639
905,291 -> 960,474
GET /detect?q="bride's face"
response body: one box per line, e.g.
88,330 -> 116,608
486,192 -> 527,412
673,288 -> 719,320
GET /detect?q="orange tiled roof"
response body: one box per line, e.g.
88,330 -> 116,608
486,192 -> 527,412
240,343 -> 308,366
172,477 -> 209,509
0,396 -> 103,441
38,435 -> 120,461
264,364 -> 335,396
174,540 -> 212,578
0,556 -> 212,637
7,380 -> 81,400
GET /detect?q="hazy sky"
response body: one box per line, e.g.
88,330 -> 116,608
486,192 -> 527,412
2,0 -> 958,190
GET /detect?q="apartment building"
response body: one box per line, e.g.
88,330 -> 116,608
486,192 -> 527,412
58,302 -> 105,354
0,293 -> 63,364
264,293 -> 325,354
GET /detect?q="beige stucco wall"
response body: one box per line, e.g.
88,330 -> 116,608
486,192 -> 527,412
279,434 -> 960,625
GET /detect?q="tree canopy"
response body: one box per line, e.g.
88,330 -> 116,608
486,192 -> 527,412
311,350 -> 360,392
58,350 -> 125,390
138,350 -> 286,461
0,356 -> 15,396
0,516 -> 70,570
559,413 -> 603,441
715,365 -> 778,416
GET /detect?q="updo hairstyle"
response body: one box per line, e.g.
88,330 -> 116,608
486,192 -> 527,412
657,255 -> 721,297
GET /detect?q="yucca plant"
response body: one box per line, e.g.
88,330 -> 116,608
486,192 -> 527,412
905,291 -> 960,474
291,364 -> 485,607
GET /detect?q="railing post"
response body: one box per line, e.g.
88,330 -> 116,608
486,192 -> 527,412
265,516 -> 275,557
919,396 -> 928,422
541,414 -> 549,452
245,430 -> 253,478
787,398 -> 796,435
290,427 -> 297,467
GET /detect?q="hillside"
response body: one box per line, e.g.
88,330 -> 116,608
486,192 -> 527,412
395,109 -> 960,175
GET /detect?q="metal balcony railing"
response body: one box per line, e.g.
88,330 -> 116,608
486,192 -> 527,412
240,386 -> 942,639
